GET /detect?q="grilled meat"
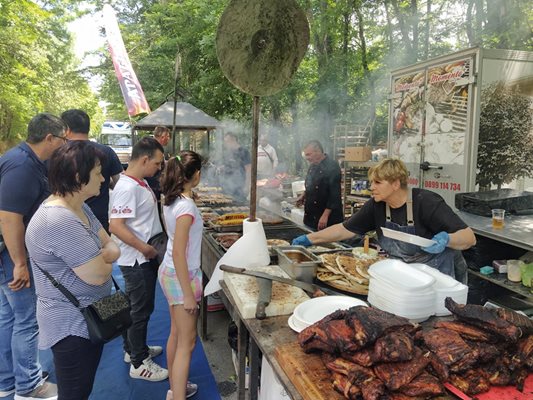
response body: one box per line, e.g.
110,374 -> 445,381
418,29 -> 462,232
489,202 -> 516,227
510,367 -> 529,392
331,372 -> 361,400
398,372 -> 444,397
327,319 -> 362,353
324,357 -> 385,400
345,306 -> 417,348
449,370 -> 491,395
426,352 -> 449,382
509,334 -> 533,370
373,331 -> 414,363
343,348 -> 375,367
420,328 -> 479,372
479,360 -> 512,386
433,320 -> 495,342
496,307 -> 533,335
444,297 -> 521,342
298,310 -> 348,353
373,347 -> 430,391
465,340 -> 500,363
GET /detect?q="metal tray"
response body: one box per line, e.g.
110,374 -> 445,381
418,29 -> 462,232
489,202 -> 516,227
275,246 -> 321,283
307,242 -> 351,254
209,232 -> 241,250
207,220 -> 244,232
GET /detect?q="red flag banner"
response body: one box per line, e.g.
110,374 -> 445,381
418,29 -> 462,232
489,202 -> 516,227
103,4 -> 150,116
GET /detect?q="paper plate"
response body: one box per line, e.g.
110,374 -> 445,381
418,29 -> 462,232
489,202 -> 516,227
287,315 -> 306,333
381,227 -> 436,248
293,295 -> 367,326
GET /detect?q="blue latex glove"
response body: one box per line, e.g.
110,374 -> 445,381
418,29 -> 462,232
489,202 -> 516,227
422,231 -> 449,254
292,235 -> 312,247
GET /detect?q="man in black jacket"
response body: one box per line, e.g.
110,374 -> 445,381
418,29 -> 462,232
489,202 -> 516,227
296,140 -> 343,230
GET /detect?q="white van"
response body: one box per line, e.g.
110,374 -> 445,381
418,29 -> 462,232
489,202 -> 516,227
99,121 -> 132,165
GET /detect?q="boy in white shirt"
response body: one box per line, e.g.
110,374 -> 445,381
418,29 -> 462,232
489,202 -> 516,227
109,137 -> 168,382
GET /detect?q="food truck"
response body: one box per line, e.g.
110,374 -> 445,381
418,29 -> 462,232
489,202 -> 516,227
388,47 -> 533,208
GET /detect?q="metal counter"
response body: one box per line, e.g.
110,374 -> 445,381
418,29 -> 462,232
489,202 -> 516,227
457,210 -> 533,252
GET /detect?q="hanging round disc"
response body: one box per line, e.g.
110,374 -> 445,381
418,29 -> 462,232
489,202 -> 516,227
216,0 -> 310,97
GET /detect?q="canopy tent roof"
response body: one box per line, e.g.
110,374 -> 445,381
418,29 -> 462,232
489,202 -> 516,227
134,101 -> 220,131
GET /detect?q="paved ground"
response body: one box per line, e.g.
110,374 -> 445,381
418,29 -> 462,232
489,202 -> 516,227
200,309 -> 239,400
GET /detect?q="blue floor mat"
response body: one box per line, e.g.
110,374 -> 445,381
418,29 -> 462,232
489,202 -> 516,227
7,267 -> 220,400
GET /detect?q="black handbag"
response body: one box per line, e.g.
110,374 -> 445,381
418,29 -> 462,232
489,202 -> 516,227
36,265 -> 132,344
148,231 -> 168,265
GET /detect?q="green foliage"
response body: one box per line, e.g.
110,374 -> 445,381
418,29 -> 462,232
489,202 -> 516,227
0,0 -> 100,151
477,83 -> 533,189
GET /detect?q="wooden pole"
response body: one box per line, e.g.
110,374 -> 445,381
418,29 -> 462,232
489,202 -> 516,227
249,95 -> 260,221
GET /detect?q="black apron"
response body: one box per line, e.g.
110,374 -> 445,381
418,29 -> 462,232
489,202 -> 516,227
378,189 -> 467,283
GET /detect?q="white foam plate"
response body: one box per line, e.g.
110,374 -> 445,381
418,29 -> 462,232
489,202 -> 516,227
369,259 -> 436,290
381,227 -> 436,248
293,295 -> 367,326
287,315 -> 306,333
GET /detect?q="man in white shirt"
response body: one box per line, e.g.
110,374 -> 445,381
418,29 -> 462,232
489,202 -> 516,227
109,137 -> 168,382
257,134 -> 278,179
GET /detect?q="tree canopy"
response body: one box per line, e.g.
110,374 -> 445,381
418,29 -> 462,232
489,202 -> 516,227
2,0 -> 532,162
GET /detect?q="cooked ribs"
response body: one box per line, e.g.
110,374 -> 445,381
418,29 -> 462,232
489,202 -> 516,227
509,334 -> 533,370
343,348 -> 375,367
326,319 -> 362,353
496,307 -> 533,335
465,340 -> 500,363
331,372 -> 361,400
449,370 -> 491,395
420,328 -> 479,372
373,347 -> 430,391
373,331 -> 414,363
298,310 -> 348,353
398,372 -> 444,397
426,352 -> 449,382
479,360 -> 512,386
345,306 -> 417,348
444,297 -> 521,342
433,320 -> 495,342
324,357 -> 385,400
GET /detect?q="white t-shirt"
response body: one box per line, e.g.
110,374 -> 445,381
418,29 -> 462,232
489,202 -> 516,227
110,174 -> 162,266
162,196 -> 202,271
257,143 -> 278,178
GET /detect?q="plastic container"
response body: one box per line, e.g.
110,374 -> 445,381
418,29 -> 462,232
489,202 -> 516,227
507,259 -> 524,282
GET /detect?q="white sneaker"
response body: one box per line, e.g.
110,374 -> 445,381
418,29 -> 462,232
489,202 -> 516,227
124,345 -> 163,363
130,358 -> 168,382
0,388 -> 15,397
186,381 -> 198,398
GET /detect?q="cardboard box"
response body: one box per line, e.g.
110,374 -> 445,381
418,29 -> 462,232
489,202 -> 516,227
345,146 -> 372,161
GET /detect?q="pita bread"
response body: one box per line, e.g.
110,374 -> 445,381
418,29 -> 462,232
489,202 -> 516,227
336,255 -> 369,285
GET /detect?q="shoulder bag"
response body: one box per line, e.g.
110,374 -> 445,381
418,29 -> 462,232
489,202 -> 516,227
148,231 -> 168,265
36,265 -> 132,344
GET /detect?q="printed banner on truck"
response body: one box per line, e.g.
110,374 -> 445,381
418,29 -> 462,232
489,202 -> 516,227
103,4 -> 150,116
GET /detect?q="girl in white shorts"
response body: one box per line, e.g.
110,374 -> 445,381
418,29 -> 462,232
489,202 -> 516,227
158,151 -> 203,400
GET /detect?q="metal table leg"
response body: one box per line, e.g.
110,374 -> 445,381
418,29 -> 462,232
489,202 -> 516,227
237,318 -> 249,400
249,338 -> 260,400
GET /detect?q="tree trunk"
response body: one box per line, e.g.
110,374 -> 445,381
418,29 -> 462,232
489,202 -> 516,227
384,0 -> 395,51
423,0 -> 431,60
466,0 -> 475,46
410,0 -> 419,61
355,1 -> 376,127
390,0 -> 415,62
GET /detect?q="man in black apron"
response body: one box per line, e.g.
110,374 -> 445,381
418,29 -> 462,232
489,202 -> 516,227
296,140 -> 343,231
292,158 -> 476,282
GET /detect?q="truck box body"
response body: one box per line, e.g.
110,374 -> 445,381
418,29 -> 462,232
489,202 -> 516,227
388,48 -> 533,208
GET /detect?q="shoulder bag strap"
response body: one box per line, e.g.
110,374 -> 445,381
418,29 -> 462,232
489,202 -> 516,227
34,263 -> 122,309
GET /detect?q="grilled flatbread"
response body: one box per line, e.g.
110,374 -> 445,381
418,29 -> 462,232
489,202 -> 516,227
336,255 -> 369,285
267,239 -> 289,247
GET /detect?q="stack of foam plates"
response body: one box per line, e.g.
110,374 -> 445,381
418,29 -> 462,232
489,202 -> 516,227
368,259 -> 436,322
410,263 -> 468,316
288,296 -> 368,333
